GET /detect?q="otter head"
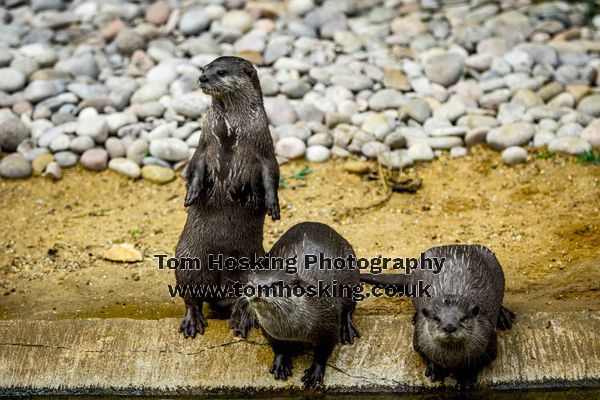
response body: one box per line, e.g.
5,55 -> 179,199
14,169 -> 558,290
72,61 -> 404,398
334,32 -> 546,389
421,296 -> 481,345
198,56 -> 262,99
245,270 -> 310,340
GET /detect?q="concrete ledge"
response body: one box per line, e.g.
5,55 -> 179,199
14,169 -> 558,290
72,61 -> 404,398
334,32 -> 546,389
0,312 -> 599,395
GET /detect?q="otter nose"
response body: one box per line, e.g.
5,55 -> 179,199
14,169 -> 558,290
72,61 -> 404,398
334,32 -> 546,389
199,74 -> 208,84
443,323 -> 457,333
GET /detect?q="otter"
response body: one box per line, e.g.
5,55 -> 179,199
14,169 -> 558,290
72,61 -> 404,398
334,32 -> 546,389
232,222 -> 361,389
360,244 -> 515,386
175,56 -> 280,339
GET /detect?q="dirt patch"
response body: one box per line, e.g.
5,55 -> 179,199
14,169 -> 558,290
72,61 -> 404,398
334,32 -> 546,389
0,146 -> 599,320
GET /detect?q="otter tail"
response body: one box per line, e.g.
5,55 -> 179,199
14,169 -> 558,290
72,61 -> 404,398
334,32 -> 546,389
359,273 -> 412,287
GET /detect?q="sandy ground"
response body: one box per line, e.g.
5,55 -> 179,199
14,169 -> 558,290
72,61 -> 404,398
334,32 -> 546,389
0,146 -> 599,320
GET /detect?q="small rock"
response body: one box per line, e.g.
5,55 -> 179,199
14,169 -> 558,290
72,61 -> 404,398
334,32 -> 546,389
77,115 -> 108,143
486,122 -> 536,150
306,145 -> 331,163
264,97 -> 297,126
502,146 -> 528,165
32,152 -> 55,174
126,138 -> 149,165
577,95 -> 600,117
179,7 -> 211,36
141,165 -> 175,183
80,148 -> 108,171
401,98 -> 431,123
115,30 -> 146,55
109,157 -> 141,178
54,151 -> 78,167
170,92 -> 211,118
0,110 -> 29,151
105,137 -> 126,158
42,161 -> 61,180
581,119 -> 600,148
149,138 -> 190,162
361,113 -> 394,140
384,132 -> 407,149
368,89 -> 404,111
70,135 -> 95,153
0,153 -> 32,179
408,143 -> 434,161
146,0 -> 171,25
0,68 -> 26,92
343,161 -> 371,174
556,123 -> 583,138
450,146 -> 468,158
104,243 -> 143,263
275,137 -> 306,159
424,53 -> 464,87
548,137 -> 592,154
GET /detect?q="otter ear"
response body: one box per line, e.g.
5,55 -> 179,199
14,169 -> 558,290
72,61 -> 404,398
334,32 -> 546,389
422,308 -> 432,318
242,63 -> 257,80
469,305 -> 479,317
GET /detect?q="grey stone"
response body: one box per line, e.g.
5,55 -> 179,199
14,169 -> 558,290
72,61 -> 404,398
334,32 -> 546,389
0,68 -> 26,92
275,137 -> 306,159
548,137 -> 592,154
502,146 -> 528,165
108,157 -> 141,178
264,97 -> 297,126
408,143 -> 434,161
80,148 -> 108,170
54,150 -> 78,167
0,153 -> 32,178
179,7 -> 211,36
424,53 -> 464,87
0,110 -> 29,151
305,145 -> 331,163
487,122 -> 536,150
149,138 -> 189,162
70,135 -> 95,153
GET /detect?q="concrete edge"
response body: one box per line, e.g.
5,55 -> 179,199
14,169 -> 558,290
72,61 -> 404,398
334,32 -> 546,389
0,311 -> 599,396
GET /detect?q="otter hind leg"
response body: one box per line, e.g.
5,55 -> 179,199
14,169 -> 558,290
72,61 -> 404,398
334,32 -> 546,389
302,339 -> 335,390
184,159 -> 206,207
179,301 -> 208,338
497,305 -> 516,330
266,335 -> 294,381
424,359 -> 448,383
340,305 -> 360,344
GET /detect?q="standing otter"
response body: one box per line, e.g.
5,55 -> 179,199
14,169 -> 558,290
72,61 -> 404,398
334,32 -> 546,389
233,222 -> 361,389
360,244 -> 515,386
175,56 -> 280,339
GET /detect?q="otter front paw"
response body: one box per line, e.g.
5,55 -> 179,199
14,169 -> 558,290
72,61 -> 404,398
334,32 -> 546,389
266,197 -> 280,221
340,312 -> 360,344
301,363 -> 325,390
270,354 -> 293,380
229,304 -> 254,339
497,305 -> 516,330
425,360 -> 447,383
184,184 -> 203,207
179,312 -> 208,338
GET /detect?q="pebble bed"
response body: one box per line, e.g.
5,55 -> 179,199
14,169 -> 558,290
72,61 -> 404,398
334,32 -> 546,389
0,0 -> 599,182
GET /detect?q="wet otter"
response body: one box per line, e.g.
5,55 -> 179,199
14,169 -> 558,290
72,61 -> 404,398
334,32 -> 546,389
233,222 -> 360,389
175,56 -> 280,339
360,244 -> 515,386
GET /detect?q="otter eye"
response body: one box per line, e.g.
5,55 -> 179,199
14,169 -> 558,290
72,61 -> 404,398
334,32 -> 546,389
217,70 -> 227,77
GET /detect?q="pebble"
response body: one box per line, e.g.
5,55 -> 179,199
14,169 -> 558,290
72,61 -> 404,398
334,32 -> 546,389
146,1 -> 171,25
275,137 -> 306,159
0,68 -> 26,92
149,138 -> 189,162
401,98 -> 431,123
54,151 -> 78,167
265,97 -> 297,126
141,165 -> 175,183
408,143 -> 434,161
77,115 -> 108,143
450,146 -> 468,158
104,243 -> 143,262
105,137 -> 126,158
368,89 -> 404,111
43,161 -> 61,180
424,53 -> 464,87
80,148 -> 108,171
179,7 -> 211,36
0,153 -> 32,178
581,119 -> 600,148
548,137 -> 592,154
0,110 -> 30,151
305,145 -> 331,163
486,122 -> 536,150
32,153 -> 54,175
108,157 -> 141,178
70,136 -> 95,153
577,95 -> 600,117
533,131 -> 556,148
502,146 -> 528,165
